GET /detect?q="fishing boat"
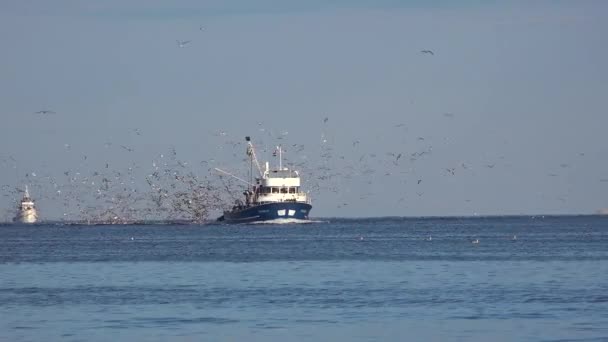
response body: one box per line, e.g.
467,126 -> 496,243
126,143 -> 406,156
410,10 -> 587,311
216,136 -> 312,223
14,185 -> 38,223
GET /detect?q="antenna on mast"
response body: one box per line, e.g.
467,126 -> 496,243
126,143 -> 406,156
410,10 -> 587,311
273,145 -> 284,170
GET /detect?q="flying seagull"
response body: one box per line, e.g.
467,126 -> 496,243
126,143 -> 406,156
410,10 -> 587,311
34,110 -> 55,115
177,40 -> 191,48
421,50 -> 434,55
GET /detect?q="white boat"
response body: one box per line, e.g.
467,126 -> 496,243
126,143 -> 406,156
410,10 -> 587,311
14,185 -> 38,224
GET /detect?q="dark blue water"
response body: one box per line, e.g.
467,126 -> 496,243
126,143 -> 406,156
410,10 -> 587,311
1,216 -> 607,341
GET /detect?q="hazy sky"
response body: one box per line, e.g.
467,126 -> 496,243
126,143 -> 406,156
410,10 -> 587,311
1,1 -> 607,219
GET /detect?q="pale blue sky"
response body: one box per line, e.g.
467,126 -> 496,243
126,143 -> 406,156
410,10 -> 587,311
1,1 -> 607,219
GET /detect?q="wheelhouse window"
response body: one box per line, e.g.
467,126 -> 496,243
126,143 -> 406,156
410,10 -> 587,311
272,187 -> 279,193
289,187 -> 296,194
280,187 -> 288,194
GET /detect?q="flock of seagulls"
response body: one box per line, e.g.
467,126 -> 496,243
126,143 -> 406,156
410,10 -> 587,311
2,140 -> 226,223
7,104 -> 601,221
0,116 -> 412,221
2,21 -> 602,222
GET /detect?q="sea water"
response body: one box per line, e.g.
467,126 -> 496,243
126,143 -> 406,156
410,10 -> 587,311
1,216 -> 607,341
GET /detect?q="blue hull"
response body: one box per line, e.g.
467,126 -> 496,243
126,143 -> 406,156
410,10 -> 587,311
218,202 -> 312,223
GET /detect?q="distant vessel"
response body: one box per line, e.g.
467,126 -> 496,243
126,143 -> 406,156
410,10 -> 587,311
14,185 -> 38,224
216,136 -> 312,223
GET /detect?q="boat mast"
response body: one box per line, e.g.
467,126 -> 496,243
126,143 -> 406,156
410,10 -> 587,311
278,145 -> 283,170
245,136 -> 263,178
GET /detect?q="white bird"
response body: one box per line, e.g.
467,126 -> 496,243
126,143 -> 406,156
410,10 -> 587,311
471,238 -> 480,244
426,235 -> 432,241
176,40 -> 191,48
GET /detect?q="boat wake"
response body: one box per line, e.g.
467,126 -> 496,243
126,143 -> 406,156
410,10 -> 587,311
249,218 -> 325,225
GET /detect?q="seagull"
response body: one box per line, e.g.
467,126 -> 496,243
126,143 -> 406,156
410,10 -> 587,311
177,40 -> 191,48
471,238 -> 480,244
421,50 -> 434,55
426,235 -> 432,241
512,235 -> 517,241
34,110 -> 55,115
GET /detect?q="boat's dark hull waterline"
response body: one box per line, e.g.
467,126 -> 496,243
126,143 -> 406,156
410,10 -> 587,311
217,202 -> 312,223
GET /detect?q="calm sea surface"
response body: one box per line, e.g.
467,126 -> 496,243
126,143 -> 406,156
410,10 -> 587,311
1,216 -> 607,341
